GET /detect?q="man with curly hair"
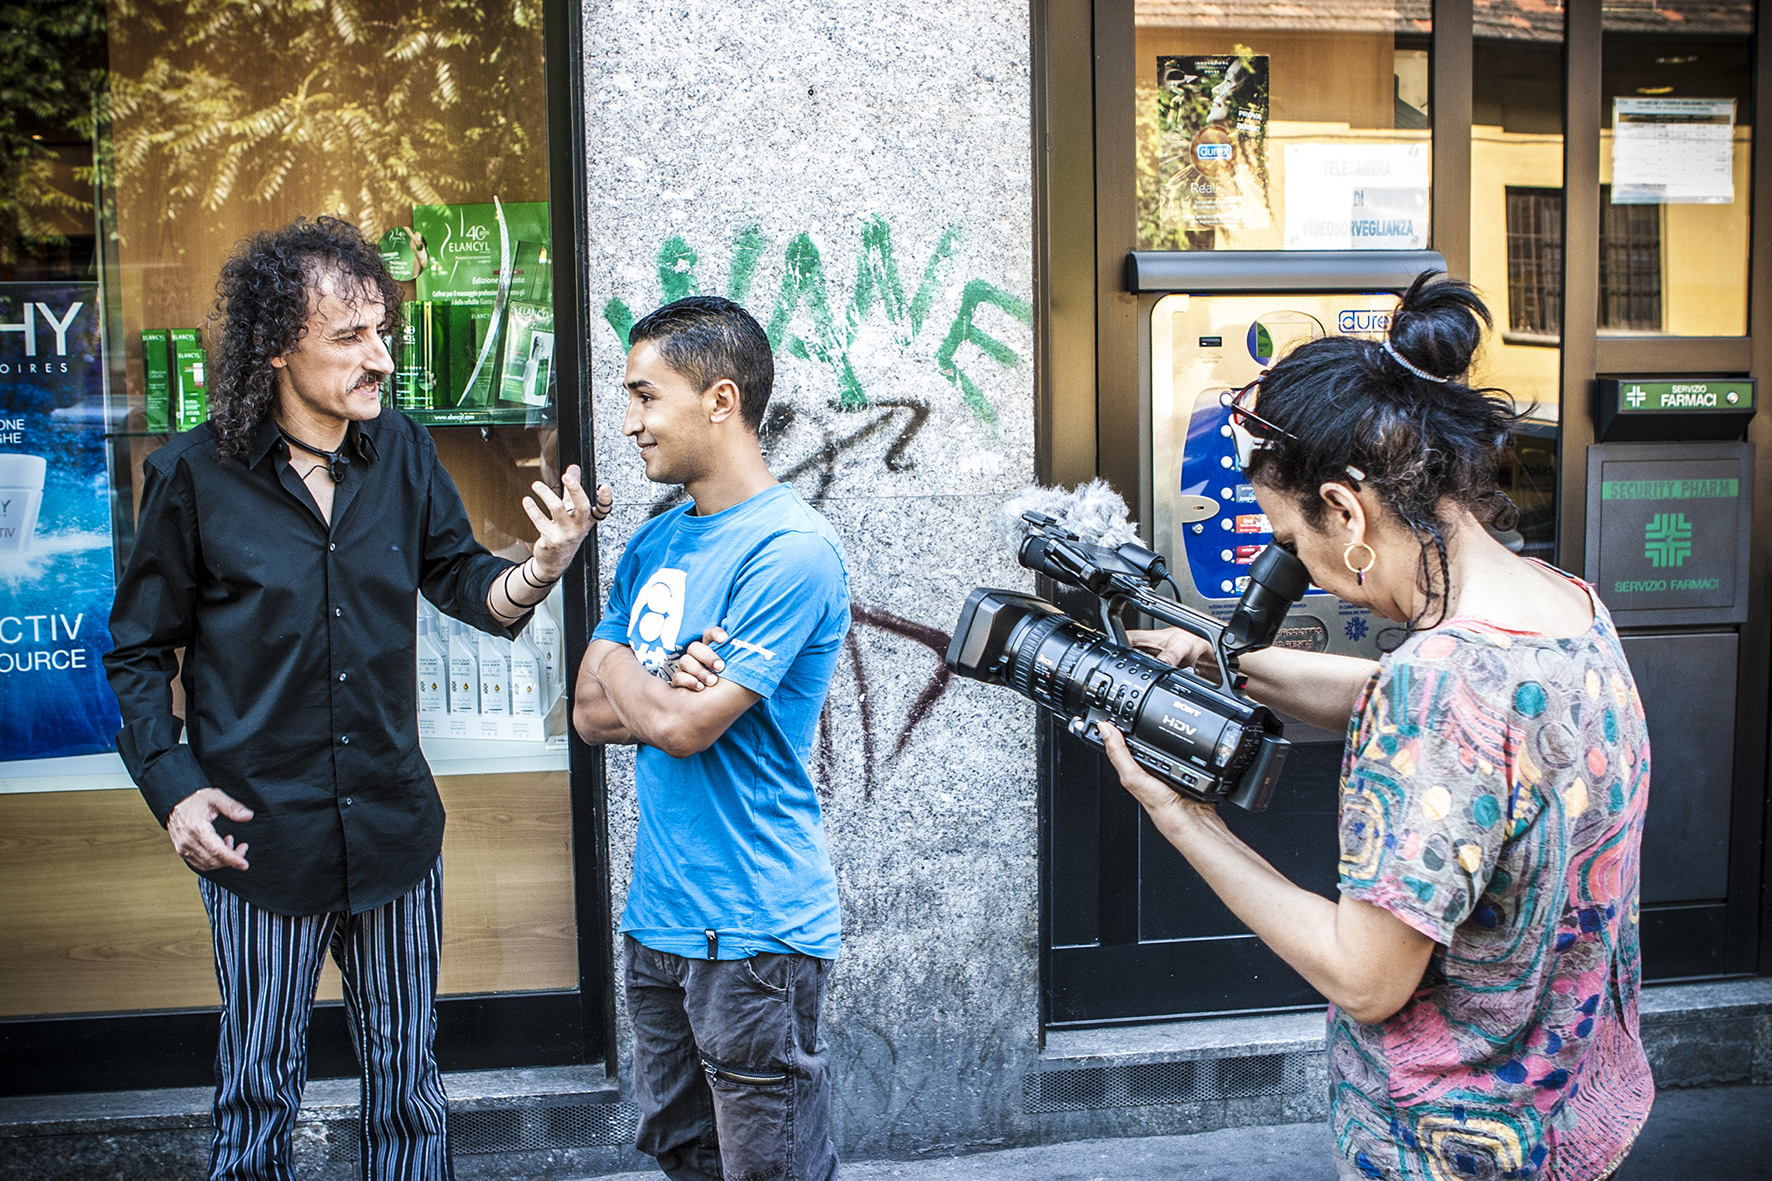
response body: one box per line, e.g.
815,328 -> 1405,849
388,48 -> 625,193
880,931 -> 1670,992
104,216 -> 606,1181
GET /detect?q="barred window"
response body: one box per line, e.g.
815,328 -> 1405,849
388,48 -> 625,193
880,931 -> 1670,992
1599,191 -> 1662,332
1504,186 -> 1663,338
1506,187 -> 1563,337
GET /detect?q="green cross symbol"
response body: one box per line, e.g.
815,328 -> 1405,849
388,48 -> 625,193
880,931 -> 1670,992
1644,512 -> 1693,568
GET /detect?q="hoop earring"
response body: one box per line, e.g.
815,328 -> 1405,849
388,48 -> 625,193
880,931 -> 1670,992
1344,541 -> 1377,586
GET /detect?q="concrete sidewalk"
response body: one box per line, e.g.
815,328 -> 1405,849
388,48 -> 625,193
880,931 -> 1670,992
570,1083 -> 1772,1181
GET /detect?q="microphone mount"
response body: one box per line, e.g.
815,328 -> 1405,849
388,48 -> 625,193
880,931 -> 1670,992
1016,510 -> 1252,692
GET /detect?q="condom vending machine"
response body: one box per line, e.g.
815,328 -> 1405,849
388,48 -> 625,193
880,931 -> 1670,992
1149,292 -> 1399,669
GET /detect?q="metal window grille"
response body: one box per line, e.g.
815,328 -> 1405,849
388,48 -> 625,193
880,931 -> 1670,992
1021,1052 -> 1306,1114
1599,186 -> 1662,331
1504,185 -> 1663,336
1506,186 -> 1563,336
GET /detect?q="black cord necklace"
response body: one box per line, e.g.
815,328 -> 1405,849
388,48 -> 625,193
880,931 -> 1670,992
280,428 -> 351,483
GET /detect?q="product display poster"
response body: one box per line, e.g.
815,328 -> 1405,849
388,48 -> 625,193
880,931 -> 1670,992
412,202 -> 550,305
0,282 -> 122,762
1283,143 -> 1430,249
406,201 -> 551,424
1611,98 -> 1735,205
1153,55 -> 1271,232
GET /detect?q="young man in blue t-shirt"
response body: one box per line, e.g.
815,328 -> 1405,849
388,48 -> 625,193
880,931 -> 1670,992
573,296 -> 849,1181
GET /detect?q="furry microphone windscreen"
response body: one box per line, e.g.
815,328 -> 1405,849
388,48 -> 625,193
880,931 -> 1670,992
997,479 -> 1142,552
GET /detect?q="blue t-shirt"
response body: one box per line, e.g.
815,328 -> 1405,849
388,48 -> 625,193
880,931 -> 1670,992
594,483 -> 849,960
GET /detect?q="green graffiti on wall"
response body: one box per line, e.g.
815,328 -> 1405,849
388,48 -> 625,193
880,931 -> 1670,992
604,218 -> 1031,425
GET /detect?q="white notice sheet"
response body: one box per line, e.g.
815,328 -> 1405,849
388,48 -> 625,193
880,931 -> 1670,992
1611,97 -> 1735,205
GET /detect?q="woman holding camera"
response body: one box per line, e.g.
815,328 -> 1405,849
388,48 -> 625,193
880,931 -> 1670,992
1099,273 -> 1653,1181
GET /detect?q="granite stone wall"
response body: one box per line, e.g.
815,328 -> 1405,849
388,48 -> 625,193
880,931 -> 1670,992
578,0 -> 1041,1158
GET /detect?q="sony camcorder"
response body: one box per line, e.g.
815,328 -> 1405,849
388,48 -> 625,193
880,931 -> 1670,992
946,512 -> 1309,811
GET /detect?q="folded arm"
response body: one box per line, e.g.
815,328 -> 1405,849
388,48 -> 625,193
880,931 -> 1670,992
573,637 -> 759,758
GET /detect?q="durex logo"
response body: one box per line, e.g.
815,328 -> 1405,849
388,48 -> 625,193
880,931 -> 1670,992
1337,310 -> 1391,335
1196,143 -> 1233,161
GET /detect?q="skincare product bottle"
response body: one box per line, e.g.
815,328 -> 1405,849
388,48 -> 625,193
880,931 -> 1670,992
415,609 -> 446,714
509,632 -> 543,717
448,619 -> 480,714
169,329 -> 208,431
141,330 -> 171,433
528,594 -> 563,702
497,302 -> 555,406
478,632 -> 511,716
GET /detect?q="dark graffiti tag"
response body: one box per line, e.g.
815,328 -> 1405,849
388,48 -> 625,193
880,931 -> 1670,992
815,604 -> 955,804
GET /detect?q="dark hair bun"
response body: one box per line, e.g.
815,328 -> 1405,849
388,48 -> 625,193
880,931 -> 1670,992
1386,270 -> 1491,384
1242,268 -> 1521,641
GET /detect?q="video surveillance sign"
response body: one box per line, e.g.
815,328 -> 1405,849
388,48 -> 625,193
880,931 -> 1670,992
1586,442 -> 1751,626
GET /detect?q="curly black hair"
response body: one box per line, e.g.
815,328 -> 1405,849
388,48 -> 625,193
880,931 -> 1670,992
208,216 -> 403,459
1243,271 -> 1525,642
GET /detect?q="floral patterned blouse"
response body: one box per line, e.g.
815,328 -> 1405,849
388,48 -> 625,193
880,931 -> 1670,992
1330,577 -> 1655,1181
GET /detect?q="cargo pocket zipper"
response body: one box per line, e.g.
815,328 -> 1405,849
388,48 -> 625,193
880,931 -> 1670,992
701,1058 -> 788,1086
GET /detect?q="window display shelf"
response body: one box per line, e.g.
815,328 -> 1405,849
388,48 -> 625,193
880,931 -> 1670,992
0,736 -> 566,794
410,406 -> 555,428
0,753 -> 136,794
420,734 -> 569,776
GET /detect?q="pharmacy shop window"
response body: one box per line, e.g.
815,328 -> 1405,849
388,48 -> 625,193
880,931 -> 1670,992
0,0 -> 578,1032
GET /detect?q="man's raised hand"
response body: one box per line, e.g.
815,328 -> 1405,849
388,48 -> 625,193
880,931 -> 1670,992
525,463 -> 609,582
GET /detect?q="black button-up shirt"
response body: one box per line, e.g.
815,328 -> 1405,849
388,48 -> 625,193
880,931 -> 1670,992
105,411 -> 526,915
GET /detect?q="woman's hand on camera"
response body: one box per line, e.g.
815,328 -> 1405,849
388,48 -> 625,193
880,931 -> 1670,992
1096,722 -> 1219,826
1128,627 -> 1220,681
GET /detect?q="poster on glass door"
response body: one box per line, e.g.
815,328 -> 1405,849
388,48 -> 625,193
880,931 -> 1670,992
0,283 -> 122,762
1152,54 -> 1272,234
1611,98 -> 1735,205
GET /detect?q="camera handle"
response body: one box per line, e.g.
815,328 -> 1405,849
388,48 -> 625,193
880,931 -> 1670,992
1097,587 -> 1242,695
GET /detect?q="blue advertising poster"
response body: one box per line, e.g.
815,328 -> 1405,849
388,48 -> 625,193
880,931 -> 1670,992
0,282 -> 122,761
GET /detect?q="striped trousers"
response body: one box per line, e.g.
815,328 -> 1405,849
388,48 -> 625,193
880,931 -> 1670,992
199,858 -> 452,1181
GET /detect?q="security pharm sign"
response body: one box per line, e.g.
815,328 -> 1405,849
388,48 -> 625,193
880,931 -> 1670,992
1586,443 -> 1751,626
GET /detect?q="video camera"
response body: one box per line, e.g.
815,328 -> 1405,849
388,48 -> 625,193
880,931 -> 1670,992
945,511 -> 1309,811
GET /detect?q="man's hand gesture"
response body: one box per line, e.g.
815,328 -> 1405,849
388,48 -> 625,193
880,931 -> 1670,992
526,463 -> 611,582
168,788 -> 255,871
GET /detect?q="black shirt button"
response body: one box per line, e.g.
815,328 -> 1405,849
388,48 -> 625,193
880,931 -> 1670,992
340,734 -> 350,744
334,607 -> 342,617
338,672 -> 347,682
329,543 -> 336,551
343,796 -> 353,806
